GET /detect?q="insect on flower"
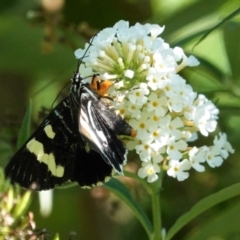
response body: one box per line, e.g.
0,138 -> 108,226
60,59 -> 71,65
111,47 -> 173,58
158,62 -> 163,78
5,38 -> 136,190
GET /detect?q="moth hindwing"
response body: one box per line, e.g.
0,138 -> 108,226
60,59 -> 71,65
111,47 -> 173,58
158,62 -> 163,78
5,57 -> 134,190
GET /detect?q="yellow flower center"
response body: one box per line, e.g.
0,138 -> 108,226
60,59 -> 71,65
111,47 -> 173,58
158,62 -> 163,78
153,131 -> 159,137
152,101 -> 158,107
170,145 -> 174,150
120,109 -> 125,114
174,167 -> 179,172
147,168 -> 154,175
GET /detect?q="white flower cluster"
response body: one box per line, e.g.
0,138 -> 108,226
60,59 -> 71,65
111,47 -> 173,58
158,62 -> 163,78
75,20 -> 234,183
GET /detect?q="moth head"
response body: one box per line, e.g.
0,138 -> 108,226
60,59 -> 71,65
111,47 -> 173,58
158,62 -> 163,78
89,75 -> 113,97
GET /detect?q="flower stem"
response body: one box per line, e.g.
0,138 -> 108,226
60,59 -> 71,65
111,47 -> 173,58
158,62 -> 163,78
151,173 -> 164,240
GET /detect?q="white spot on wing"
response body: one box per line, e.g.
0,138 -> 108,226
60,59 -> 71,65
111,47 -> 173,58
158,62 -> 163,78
26,138 -> 64,177
44,125 -> 56,139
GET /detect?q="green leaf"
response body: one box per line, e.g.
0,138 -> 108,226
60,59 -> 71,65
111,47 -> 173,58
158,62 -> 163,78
104,178 -> 153,238
16,100 -> 32,149
191,55 -> 226,85
162,0 -> 226,38
193,7 -> 240,49
12,190 -> 32,219
219,106 -> 240,115
171,29 -> 208,47
166,182 -> 240,240
223,21 -> 240,83
185,200 -> 240,240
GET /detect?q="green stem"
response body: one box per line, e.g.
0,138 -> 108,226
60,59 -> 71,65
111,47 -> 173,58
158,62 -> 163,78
151,172 -> 164,240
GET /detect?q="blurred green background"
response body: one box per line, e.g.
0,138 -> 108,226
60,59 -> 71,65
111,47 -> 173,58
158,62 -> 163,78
0,0 -> 240,239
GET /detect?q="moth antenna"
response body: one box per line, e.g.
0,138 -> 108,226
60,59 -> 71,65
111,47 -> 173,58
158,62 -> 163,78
32,78 -> 59,98
75,35 -> 96,74
51,35 -> 97,108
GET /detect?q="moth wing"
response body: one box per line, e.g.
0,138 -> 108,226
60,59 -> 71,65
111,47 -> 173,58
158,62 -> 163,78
71,148 -> 113,188
79,97 -> 129,174
5,98 -> 78,190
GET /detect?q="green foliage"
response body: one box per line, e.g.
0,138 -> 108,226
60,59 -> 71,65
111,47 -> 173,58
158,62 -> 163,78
16,101 -> 32,149
0,168 -> 34,239
166,182 -> 240,240
105,178 -> 153,238
1,1 -> 240,240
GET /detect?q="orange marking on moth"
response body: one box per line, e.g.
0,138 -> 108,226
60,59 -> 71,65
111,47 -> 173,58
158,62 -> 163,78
89,75 -> 113,96
131,129 -> 137,138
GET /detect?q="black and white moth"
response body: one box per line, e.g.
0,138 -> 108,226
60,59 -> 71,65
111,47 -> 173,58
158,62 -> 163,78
5,58 -> 134,190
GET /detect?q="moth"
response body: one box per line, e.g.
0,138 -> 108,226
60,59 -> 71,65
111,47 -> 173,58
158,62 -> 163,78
5,49 -> 135,190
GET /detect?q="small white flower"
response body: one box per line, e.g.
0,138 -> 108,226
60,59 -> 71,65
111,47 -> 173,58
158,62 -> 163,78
172,47 -> 185,62
113,80 -> 124,89
129,115 -> 149,141
74,48 -> 86,59
126,101 -> 142,119
167,159 -> 191,181
152,52 -> 176,74
181,130 -> 193,141
214,132 -> 235,158
135,139 -> 155,162
152,153 -> 163,163
137,151 -> 151,162
173,47 -> 200,72
166,138 -> 187,160
168,95 -> 184,112
149,131 -> 170,151
189,147 -> 206,172
197,114 -> 217,137
138,162 -> 160,183
187,55 -> 200,66
149,24 -> 165,38
147,113 -> 160,129
128,83 -> 149,106
193,95 -> 219,136
161,116 -> 184,141
146,68 -> 167,90
169,74 -> 196,106
112,100 -> 127,118
206,146 -> 223,168
124,69 -> 135,78
146,92 -> 167,116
